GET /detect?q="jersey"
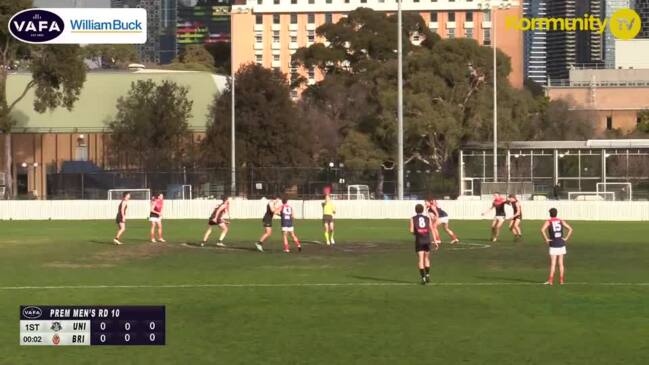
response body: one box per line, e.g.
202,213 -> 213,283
493,198 -> 506,217
547,217 -> 565,247
280,204 -> 294,227
322,201 -> 335,216
116,200 -> 127,223
263,202 -> 275,223
412,214 -> 432,245
210,202 -> 228,223
427,201 -> 448,218
150,198 -> 163,217
511,201 -> 521,218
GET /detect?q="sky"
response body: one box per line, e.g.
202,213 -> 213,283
33,0 -> 110,7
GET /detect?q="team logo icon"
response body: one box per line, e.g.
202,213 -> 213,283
8,9 -> 65,44
51,322 -> 63,332
52,334 -> 61,345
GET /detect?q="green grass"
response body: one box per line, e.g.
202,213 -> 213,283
1,219 -> 649,364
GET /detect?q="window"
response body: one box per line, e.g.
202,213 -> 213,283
308,68 -> 315,80
483,29 -> 491,45
430,11 -> 437,22
448,28 -> 455,38
290,67 -> 298,81
255,54 -> 263,64
326,0 -> 332,3
308,13 -> 315,23
466,28 -> 473,39
412,34 -> 420,42
291,0 -> 297,3
637,116 -> 642,125
274,0 -> 279,4
414,0 -> 419,2
257,0 -> 262,4
484,11 -> 491,22
345,0 -> 350,3
255,33 -> 263,43
325,13 -> 333,24
466,12 -> 473,22
607,116 -> 613,130
307,30 -> 315,42
361,0 -> 366,3
273,30 -> 280,43
430,27 -> 438,33
290,35 -> 297,43
290,90 -> 298,99
448,13 -> 455,22
308,0 -> 314,3
256,14 -> 263,25
291,14 -> 298,24
273,14 -> 280,24
273,54 -> 280,61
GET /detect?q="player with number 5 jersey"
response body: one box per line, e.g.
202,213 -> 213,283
540,208 -> 574,285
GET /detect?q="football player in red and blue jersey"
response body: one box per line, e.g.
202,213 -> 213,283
280,197 -> 301,253
410,204 -> 439,285
540,208 -> 574,285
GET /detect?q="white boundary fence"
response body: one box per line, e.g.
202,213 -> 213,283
1,200 -> 649,221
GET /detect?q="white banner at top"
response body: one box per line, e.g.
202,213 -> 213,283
8,8 -> 147,44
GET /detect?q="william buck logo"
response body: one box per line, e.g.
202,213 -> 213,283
8,9 -> 65,43
506,8 -> 642,40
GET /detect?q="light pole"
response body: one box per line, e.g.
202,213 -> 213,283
397,0 -> 404,200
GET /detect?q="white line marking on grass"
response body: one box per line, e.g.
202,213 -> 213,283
1,282 -> 649,290
446,241 -> 491,250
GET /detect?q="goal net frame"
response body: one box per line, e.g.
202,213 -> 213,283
347,185 -> 371,200
107,189 -> 151,200
596,182 -> 632,201
567,191 -> 616,201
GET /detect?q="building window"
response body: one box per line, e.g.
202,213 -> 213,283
361,0 -> 366,3
273,31 -> 280,43
448,13 -> 456,22
273,14 -> 280,24
466,12 -> 473,22
607,116 -> 613,130
273,54 -> 280,62
274,0 -> 279,4
466,28 -> 473,39
255,54 -> 263,64
325,13 -> 333,24
430,27 -> 437,33
484,11 -> 491,22
430,11 -> 437,22
256,14 -> 263,25
307,30 -> 315,43
290,90 -> 298,98
308,0 -> 314,3
257,0 -> 262,4
345,0 -> 350,3
414,0 -> 419,2
448,28 -> 455,38
291,0 -> 297,3
483,29 -> 491,45
326,0 -> 332,3
255,33 -> 263,43
291,14 -> 298,24
412,34 -> 420,42
290,35 -> 297,43
308,14 -> 315,24
308,68 -> 315,80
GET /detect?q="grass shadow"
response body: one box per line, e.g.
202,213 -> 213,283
475,276 -> 540,283
350,275 -> 412,284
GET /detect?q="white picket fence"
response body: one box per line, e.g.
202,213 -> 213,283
0,199 -> 648,221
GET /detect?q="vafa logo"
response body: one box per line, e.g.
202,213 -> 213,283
8,9 -> 65,43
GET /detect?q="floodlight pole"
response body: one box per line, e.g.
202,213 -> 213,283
230,11 -> 237,196
492,5 -> 498,183
397,0 -> 405,200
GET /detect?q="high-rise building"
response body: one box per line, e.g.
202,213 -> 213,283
177,0 -> 231,47
547,0 -> 603,82
523,0 -> 548,85
636,0 -> 649,38
604,0 -> 633,68
230,0 -> 524,91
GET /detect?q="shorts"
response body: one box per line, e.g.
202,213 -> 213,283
263,220 -> 272,228
149,214 -> 161,223
115,215 -> 124,225
281,226 -> 294,232
549,246 -> 567,256
437,216 -> 449,224
495,216 -> 506,222
209,219 -> 225,226
322,215 -> 334,224
415,243 -> 431,252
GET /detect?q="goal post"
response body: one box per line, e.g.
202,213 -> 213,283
107,189 -> 151,200
596,183 -> 632,201
567,191 -> 616,201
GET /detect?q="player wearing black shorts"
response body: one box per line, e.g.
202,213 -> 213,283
201,196 -> 231,247
508,194 -> 523,241
255,196 -> 281,252
113,192 -> 130,245
410,204 -> 438,285
482,193 -> 507,242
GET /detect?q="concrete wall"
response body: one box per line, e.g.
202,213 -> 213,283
1,199 -> 648,221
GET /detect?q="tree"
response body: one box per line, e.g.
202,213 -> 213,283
1,0 -> 87,197
637,109 -> 649,134
166,45 -> 215,73
203,63 -> 312,168
107,80 -> 193,169
530,98 -> 596,140
83,44 -> 139,69
205,43 -> 231,74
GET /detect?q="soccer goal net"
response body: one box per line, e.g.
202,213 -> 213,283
347,185 -> 371,200
596,182 -> 632,201
567,191 -> 616,201
107,189 -> 151,200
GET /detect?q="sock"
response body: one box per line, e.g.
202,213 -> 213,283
548,275 -> 554,282
324,231 -> 330,243
256,240 -> 263,245
219,233 -> 226,241
425,267 -> 430,276
330,231 -> 334,241
419,269 -> 426,278
296,240 -> 301,248
283,242 -> 289,251
451,233 -> 458,240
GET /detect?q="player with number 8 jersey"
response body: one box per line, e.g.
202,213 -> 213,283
409,204 -> 439,285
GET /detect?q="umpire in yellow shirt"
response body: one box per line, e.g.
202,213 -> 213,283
322,194 -> 336,245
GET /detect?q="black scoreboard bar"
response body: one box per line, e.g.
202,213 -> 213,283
20,305 -> 165,346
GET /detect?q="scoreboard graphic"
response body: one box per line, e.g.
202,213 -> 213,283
20,305 -> 165,346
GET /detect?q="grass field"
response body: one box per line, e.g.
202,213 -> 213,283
1,218 -> 649,364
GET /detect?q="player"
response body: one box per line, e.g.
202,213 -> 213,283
426,198 -> 459,244
201,196 -> 232,247
540,208 -> 574,285
482,193 -> 507,242
410,204 -> 439,285
280,197 -> 301,253
255,196 -> 282,252
113,192 -> 130,245
508,194 -> 523,241
149,193 -> 166,243
322,194 -> 336,246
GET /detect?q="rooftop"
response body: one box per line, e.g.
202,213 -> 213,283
463,139 -> 649,150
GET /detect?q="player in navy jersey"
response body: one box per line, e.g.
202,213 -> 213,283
201,196 -> 232,247
255,196 -> 282,252
426,198 -> 459,245
410,204 -> 438,284
482,193 -> 508,242
508,194 -> 523,241
280,197 -> 301,253
540,208 -> 574,285
113,192 -> 130,245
